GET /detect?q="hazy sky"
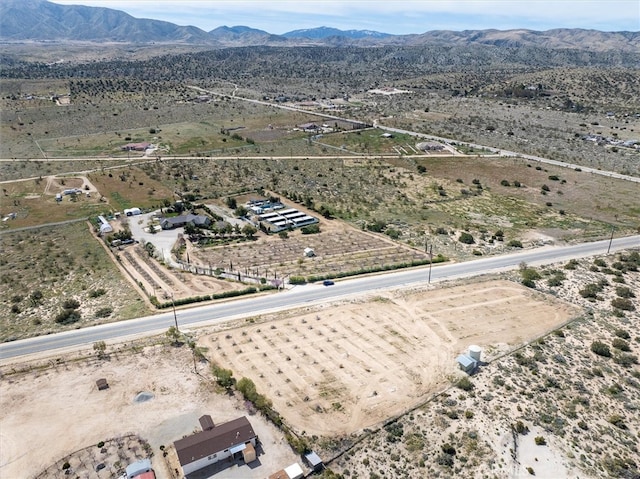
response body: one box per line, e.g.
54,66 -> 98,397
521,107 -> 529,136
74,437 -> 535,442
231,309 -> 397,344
52,1 -> 640,34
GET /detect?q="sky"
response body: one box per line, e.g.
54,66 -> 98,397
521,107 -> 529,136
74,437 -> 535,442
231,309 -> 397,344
52,1 -> 640,34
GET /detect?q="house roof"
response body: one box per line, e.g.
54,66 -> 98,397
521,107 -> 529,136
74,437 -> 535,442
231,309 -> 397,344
174,416 -> 256,466
162,214 -> 210,226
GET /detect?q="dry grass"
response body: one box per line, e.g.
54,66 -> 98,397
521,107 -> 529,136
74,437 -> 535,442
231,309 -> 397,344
87,167 -> 174,211
0,222 -> 149,342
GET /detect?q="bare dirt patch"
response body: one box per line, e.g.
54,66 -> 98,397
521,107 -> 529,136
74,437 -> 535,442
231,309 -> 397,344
201,279 -> 580,437
117,243 -> 247,301
0,343 -> 300,479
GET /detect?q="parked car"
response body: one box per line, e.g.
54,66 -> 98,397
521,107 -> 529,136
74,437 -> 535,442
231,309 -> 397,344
323,280 -> 335,286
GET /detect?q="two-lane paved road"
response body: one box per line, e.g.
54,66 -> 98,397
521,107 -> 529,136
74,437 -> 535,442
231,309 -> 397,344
1,235 -> 638,362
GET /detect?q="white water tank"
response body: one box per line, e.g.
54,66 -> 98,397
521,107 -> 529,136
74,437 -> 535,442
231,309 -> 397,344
468,345 -> 482,362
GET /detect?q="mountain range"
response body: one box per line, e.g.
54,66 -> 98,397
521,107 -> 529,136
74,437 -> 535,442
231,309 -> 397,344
1,0 -> 638,52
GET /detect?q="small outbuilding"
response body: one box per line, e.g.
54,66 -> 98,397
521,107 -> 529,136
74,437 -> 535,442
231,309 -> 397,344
303,247 -> 315,257
456,354 -> 477,373
456,346 -> 482,374
199,414 -> 215,431
124,207 -> 142,216
96,378 -> 109,390
269,463 -> 304,479
98,215 -> 113,235
304,451 -> 323,472
284,463 -> 304,479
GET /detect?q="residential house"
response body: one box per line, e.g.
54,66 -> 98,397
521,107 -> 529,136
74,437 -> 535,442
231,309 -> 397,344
174,416 -> 258,476
121,142 -> 151,151
160,214 -> 211,230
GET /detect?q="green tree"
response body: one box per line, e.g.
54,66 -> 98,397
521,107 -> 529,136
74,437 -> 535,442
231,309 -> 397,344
241,224 -> 257,239
212,365 -> 235,388
237,377 -> 258,402
234,206 -> 248,217
166,326 -> 182,346
184,223 -> 198,236
144,241 -> 156,257
225,197 -> 237,209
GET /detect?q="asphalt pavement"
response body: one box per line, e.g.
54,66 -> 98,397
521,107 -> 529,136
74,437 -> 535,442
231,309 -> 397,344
1,234 -> 638,362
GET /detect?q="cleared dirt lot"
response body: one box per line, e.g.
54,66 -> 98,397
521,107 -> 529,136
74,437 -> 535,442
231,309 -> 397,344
202,279 -> 580,437
0,345 -> 300,479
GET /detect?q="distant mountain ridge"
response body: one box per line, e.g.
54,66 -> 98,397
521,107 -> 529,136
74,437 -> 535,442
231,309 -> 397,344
0,0 -> 214,44
282,26 -> 392,40
1,0 -> 638,52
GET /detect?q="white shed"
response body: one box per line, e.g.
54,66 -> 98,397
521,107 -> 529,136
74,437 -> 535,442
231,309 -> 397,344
124,207 -> 142,216
284,463 -> 304,479
303,247 -> 315,257
98,215 -> 113,235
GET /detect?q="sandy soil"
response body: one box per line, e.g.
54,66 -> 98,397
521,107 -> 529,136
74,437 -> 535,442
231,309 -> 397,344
116,242 -> 245,301
201,279 -> 579,437
0,344 -> 300,479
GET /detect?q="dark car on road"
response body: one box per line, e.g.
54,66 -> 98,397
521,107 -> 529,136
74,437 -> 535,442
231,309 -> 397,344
323,280 -> 335,286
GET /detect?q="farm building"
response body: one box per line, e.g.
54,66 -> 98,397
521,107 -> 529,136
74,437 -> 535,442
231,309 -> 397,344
124,207 -> 142,216
161,214 -> 211,230
121,142 -> 151,151
247,199 -> 285,215
97,215 -> 113,235
257,208 -> 318,233
173,416 -> 258,476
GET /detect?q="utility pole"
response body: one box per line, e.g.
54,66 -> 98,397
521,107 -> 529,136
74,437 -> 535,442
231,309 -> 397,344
428,244 -> 433,284
171,293 -> 179,332
607,225 -> 615,254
